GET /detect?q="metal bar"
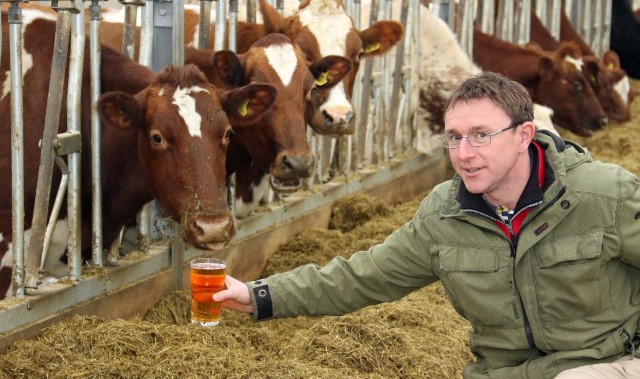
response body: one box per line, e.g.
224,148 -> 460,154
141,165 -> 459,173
136,1 -> 154,256
592,0 -> 603,56
89,0 -> 104,268
601,0 -> 612,56
198,0 -> 212,49
229,0 -> 238,52
350,0 -> 362,171
8,3 -> 25,298
173,0 -> 184,65
42,157 -> 69,271
388,0 -> 408,156
214,0 -> 227,51
515,0 -> 531,45
67,1 -> 85,281
25,10 -> 71,290
122,4 -> 138,59
549,0 -> 561,40
171,222 -> 184,290
246,0 -> 256,23
480,0 -> 495,35
139,0 -> 154,67
356,0 -> 378,168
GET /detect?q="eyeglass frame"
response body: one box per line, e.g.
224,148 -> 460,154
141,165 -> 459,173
438,122 -> 521,149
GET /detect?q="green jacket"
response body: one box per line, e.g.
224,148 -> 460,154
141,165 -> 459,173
247,132 -> 640,378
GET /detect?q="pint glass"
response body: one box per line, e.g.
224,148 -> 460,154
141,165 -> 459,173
190,258 -> 227,326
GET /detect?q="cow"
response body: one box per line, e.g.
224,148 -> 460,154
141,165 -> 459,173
529,8 -> 634,123
0,9 -> 277,299
473,27 -> 607,136
611,0 -> 640,79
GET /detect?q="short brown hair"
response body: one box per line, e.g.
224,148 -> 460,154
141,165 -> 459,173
444,71 -> 534,125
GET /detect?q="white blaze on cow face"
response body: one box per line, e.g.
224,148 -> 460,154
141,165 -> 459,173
264,43 -> 297,87
614,76 -> 631,106
564,56 -> 584,71
0,10 -> 54,100
298,0 -> 353,117
172,85 -> 210,138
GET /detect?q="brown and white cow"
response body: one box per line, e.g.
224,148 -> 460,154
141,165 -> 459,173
473,27 -> 607,136
529,9 -> 635,123
0,9 -> 277,298
174,0 -> 404,136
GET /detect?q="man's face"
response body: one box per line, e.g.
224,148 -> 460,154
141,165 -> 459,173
443,98 -> 525,199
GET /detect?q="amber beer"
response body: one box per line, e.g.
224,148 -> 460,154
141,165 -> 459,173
190,258 -> 227,326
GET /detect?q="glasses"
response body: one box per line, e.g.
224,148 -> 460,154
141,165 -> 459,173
439,123 -> 520,149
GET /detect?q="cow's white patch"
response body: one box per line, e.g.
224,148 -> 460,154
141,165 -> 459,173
320,82 -> 351,110
265,43 -> 297,87
158,88 -> 165,97
172,86 -> 210,138
234,174 -> 270,218
564,56 -> 584,71
614,76 -> 631,106
298,0 -> 351,57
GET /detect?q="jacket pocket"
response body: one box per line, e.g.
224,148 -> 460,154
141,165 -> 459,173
533,230 -> 605,321
438,245 -> 520,327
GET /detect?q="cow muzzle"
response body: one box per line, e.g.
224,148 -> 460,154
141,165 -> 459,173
184,212 -> 235,251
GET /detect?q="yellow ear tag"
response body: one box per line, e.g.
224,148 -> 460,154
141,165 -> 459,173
607,63 -> 615,70
314,71 -> 328,86
238,99 -> 250,117
364,42 -> 380,54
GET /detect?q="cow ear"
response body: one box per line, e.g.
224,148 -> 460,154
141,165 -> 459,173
602,50 -> 621,70
537,56 -> 556,81
220,83 -> 277,125
98,91 -> 143,130
309,56 -> 352,88
260,0 -> 286,33
212,50 -> 244,87
359,21 -> 404,57
557,40 -> 581,59
582,57 -> 601,86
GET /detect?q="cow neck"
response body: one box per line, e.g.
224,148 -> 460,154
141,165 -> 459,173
226,141 -> 254,175
457,141 -> 548,239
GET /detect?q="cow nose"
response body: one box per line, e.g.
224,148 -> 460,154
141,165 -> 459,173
322,107 -> 355,126
591,116 -> 608,130
186,213 -> 235,249
280,154 -> 314,178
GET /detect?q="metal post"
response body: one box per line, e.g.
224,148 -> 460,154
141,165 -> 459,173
214,0 -> 227,51
515,0 -> 531,45
480,0 -> 495,35
89,0 -> 104,268
229,0 -> 238,52
350,0 -> 362,171
66,0 -> 85,281
601,0 -> 612,56
25,9 -> 71,290
8,3 -> 25,298
356,0 -> 378,168
198,0 -> 212,49
173,0 -> 184,65
152,0 -> 173,72
387,0 -> 408,156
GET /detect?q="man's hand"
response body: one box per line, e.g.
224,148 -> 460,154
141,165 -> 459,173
213,275 -> 255,314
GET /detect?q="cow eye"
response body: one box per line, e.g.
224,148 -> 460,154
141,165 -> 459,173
150,132 -> 163,144
573,81 -> 584,91
224,128 -> 235,141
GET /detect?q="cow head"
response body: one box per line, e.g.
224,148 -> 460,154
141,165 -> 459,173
535,42 -> 608,137
585,50 -> 636,123
208,34 -> 351,192
99,65 -> 277,250
260,0 -> 404,137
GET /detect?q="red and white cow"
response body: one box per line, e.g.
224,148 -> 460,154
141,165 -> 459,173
473,27 -> 607,136
0,9 -> 277,298
529,9 -> 635,123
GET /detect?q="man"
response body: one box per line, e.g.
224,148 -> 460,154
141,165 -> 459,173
214,72 -> 640,378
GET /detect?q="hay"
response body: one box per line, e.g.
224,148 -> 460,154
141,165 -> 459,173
1,80 -> 638,378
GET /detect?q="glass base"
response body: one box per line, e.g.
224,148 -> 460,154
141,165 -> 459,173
191,319 -> 220,327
